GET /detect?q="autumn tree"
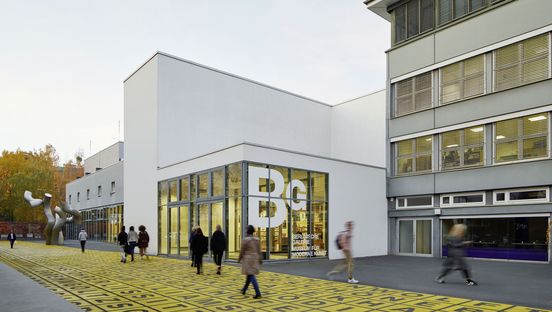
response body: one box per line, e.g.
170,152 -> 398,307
0,145 -> 83,223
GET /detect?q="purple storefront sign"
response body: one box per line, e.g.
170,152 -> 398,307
442,246 -> 548,261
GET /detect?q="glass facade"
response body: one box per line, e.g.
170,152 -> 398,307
157,162 -> 329,260
65,205 -> 123,243
442,218 -> 549,261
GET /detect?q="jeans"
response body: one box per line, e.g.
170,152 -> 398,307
242,275 -> 261,296
80,240 -> 86,252
120,246 -> 127,261
213,251 -> 224,266
128,242 -> 137,261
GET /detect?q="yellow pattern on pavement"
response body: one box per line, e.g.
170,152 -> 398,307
0,242 -> 549,312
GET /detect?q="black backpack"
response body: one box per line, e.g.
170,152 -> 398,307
335,232 -> 343,250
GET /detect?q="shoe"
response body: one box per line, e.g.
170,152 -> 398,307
434,277 -> 445,284
348,278 -> 359,284
465,279 -> 477,286
241,289 -> 246,295
253,294 -> 262,299
216,271 -> 221,275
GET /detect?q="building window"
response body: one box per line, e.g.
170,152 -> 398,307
494,114 -> 548,163
494,34 -> 550,92
77,192 -> 80,202
441,192 -> 485,207
396,196 -> 434,208
86,189 -> 90,200
396,136 -> 433,175
438,0 -> 486,25
69,195 -> 72,204
440,55 -> 484,104
440,126 -> 484,169
169,180 -> 178,202
493,187 -> 549,205
393,0 -> 434,44
111,181 -> 115,194
97,186 -> 102,197
394,72 -> 432,116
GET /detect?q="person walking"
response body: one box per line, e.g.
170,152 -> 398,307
327,221 -> 359,284
117,226 -> 128,263
238,225 -> 262,299
138,225 -> 150,260
189,226 -> 198,267
210,224 -> 226,275
435,224 -> 477,286
78,228 -> 88,252
190,227 -> 208,274
128,226 -> 138,261
7,230 -> 16,249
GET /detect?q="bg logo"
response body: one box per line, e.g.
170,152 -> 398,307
248,166 -> 306,228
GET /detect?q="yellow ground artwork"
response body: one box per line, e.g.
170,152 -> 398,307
0,241 -> 549,312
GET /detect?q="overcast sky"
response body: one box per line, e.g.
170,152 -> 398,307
0,0 -> 389,163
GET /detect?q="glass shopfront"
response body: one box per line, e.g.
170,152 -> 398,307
442,217 -> 550,262
65,205 -> 123,243
158,162 -> 328,260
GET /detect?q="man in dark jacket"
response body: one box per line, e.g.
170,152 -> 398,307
190,227 -> 208,274
210,224 -> 226,275
117,226 -> 128,263
7,230 -> 16,248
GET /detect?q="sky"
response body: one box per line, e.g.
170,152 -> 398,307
0,0 -> 389,163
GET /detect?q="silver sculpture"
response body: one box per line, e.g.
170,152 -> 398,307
24,191 -> 81,245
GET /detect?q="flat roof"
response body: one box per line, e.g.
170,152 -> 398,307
364,0 -> 396,21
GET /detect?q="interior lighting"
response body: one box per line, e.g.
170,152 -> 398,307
446,144 -> 459,148
425,138 -> 432,141
470,127 -> 484,132
528,115 -> 547,122
496,135 -> 506,139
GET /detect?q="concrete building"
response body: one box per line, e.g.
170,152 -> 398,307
365,0 -> 552,262
65,142 -> 124,242
123,52 -> 387,260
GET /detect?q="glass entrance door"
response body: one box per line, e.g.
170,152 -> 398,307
195,201 -> 224,255
398,219 -> 432,256
169,207 -> 179,255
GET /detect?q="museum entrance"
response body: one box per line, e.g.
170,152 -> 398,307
158,162 -> 328,261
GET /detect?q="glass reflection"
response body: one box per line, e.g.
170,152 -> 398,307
212,170 -> 224,197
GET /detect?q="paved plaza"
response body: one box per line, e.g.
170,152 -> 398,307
0,241 -> 550,312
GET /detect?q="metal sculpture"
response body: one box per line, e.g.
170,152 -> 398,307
24,191 -> 81,245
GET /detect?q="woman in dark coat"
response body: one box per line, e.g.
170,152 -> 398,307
238,225 -> 262,298
435,224 -> 477,286
189,226 -> 198,267
138,225 -> 150,260
190,227 -> 208,274
210,224 -> 226,275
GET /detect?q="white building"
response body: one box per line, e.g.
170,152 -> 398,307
123,52 -> 387,260
65,142 -> 124,242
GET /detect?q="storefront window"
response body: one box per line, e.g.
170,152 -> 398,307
169,180 -> 178,202
212,169 -> 224,197
226,163 -> 242,197
198,173 -> 209,198
158,162 -> 327,260
442,217 -> 549,261
180,178 -> 189,202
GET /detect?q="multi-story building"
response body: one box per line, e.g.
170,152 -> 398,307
366,0 -> 552,263
65,142 -> 124,243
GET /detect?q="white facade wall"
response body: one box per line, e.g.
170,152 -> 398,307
331,90 -> 386,167
84,142 -> 124,174
156,54 -> 332,168
123,57 -> 159,253
66,161 -> 124,211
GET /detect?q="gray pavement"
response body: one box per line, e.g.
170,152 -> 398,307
262,255 -> 552,310
0,262 -> 80,312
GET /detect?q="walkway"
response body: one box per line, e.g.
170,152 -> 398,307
0,241 -> 550,312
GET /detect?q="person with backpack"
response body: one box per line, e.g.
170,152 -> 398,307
138,225 -> 150,260
327,221 -> 358,284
